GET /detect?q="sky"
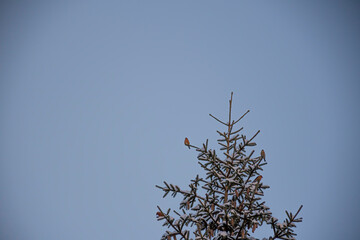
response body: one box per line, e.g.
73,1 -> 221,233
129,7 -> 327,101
0,1 -> 360,239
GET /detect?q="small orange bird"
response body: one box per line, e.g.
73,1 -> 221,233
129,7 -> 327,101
156,211 -> 164,217
261,149 -> 266,161
184,137 -> 190,149
254,175 -> 263,183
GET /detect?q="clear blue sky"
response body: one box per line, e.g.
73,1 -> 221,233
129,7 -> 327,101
1,1 -> 359,239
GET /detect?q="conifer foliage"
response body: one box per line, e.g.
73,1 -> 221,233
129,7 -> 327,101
156,93 -> 303,240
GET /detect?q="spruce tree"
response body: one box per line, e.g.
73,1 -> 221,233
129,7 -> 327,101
156,93 -> 303,240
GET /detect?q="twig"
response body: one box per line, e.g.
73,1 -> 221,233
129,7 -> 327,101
209,114 -> 227,126
233,110 -> 250,125
248,130 -> 260,143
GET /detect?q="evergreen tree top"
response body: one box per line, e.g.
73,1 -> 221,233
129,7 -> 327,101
156,93 -> 303,240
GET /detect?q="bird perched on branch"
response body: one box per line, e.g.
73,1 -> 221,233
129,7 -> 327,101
261,149 -> 266,161
184,137 -> 190,149
156,211 -> 164,218
254,175 -> 263,183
